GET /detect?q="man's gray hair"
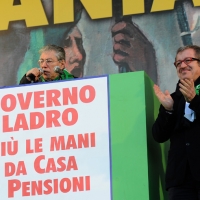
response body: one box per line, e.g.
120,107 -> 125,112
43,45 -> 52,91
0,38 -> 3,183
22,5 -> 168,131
39,44 -> 65,60
176,45 -> 200,60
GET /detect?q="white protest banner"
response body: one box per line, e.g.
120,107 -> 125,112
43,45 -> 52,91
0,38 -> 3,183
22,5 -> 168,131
0,76 -> 111,200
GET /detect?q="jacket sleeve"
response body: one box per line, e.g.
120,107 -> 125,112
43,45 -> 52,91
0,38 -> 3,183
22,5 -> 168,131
152,105 -> 176,143
19,74 -> 32,85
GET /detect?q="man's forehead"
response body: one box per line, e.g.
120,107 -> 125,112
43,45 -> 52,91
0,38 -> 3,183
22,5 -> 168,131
40,50 -> 56,59
176,48 -> 195,60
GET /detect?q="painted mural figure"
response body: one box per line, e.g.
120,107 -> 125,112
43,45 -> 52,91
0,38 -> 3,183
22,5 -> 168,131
61,9 -> 157,83
63,19 -> 157,82
0,0 -> 158,87
19,44 -> 74,84
111,20 -> 157,83
63,26 -> 86,78
0,22 -> 31,87
152,45 -> 200,199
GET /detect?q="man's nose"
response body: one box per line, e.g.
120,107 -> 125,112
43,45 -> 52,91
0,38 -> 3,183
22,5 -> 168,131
179,61 -> 188,68
41,61 -> 48,68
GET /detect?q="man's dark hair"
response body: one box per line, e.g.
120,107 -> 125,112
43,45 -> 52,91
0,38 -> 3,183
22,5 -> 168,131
39,44 -> 65,60
176,45 -> 200,60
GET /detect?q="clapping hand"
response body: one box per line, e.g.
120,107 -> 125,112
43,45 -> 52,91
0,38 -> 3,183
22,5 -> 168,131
179,79 -> 196,102
153,84 -> 174,111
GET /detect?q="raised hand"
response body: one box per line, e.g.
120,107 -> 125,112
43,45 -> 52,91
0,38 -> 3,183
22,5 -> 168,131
111,21 -> 157,83
179,79 -> 196,102
153,84 -> 174,111
26,68 -> 42,82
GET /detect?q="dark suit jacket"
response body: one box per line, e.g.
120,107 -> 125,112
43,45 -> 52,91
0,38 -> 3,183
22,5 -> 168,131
152,77 -> 200,190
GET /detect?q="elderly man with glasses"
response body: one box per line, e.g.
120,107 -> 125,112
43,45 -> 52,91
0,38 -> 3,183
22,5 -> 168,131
152,45 -> 200,200
19,44 -> 74,84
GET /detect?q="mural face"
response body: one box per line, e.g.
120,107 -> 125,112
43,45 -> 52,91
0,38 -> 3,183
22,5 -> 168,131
64,26 -> 86,78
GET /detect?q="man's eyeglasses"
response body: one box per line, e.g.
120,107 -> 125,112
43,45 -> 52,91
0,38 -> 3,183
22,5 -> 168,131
174,57 -> 200,68
38,59 -> 60,66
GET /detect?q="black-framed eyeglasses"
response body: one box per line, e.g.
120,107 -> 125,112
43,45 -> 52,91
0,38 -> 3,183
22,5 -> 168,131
174,57 -> 200,68
38,59 -> 60,66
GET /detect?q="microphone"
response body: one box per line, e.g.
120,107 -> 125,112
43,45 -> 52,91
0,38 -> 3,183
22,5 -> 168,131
38,68 -> 43,75
54,66 -> 64,75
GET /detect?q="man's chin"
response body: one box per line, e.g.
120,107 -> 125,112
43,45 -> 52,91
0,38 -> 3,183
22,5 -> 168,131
42,74 -> 51,80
